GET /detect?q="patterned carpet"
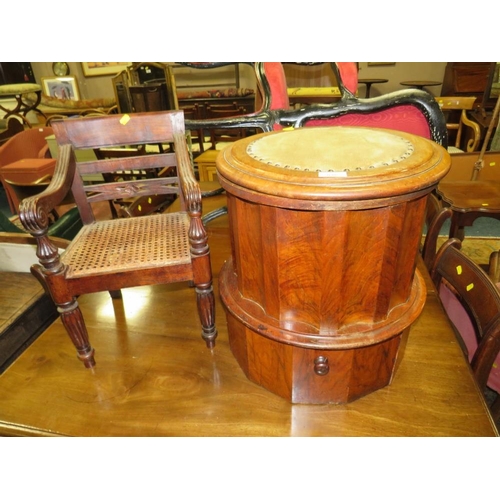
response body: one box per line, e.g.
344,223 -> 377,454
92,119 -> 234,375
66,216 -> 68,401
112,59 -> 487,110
441,236 -> 500,267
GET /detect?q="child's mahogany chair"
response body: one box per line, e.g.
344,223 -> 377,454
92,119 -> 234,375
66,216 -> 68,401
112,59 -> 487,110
18,110 -> 217,368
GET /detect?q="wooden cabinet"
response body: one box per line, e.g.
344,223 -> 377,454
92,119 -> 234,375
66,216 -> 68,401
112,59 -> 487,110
218,127 -> 451,404
0,63 -> 35,85
441,62 -> 496,108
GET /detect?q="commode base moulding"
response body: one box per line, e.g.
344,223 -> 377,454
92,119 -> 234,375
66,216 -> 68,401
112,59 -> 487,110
220,259 -> 425,404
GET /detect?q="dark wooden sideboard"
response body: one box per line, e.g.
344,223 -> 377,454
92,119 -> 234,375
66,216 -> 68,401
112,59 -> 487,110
441,62 -> 497,110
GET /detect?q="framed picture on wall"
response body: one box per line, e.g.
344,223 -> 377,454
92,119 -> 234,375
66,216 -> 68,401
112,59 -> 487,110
41,76 -> 80,100
81,62 -> 131,77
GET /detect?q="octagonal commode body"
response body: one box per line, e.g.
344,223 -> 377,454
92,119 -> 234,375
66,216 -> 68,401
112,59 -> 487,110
217,126 -> 451,404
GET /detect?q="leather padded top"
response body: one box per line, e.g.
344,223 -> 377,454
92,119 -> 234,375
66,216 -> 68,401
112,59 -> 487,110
247,126 -> 414,175
216,126 -> 451,207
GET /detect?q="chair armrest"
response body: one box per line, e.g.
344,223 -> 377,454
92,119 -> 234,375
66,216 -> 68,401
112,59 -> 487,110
38,143 -> 51,159
173,132 -> 202,215
18,144 -> 76,235
460,110 -> 481,152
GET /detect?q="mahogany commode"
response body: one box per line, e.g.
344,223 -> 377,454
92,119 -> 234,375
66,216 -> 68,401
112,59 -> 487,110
217,126 -> 450,404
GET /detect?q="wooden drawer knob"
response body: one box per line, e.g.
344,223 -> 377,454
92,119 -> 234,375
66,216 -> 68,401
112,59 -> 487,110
314,356 -> 329,376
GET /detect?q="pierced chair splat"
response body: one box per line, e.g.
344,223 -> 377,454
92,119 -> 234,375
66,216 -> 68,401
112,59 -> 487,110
18,110 -> 217,368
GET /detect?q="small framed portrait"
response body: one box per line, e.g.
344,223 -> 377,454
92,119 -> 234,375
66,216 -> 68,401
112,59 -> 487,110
41,76 -> 81,101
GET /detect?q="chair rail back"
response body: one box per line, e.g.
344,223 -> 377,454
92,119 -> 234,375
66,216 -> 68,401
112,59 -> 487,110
48,111 -> 191,224
431,239 -> 500,390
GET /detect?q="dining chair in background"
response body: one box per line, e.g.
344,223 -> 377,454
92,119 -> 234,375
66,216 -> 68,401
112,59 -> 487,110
435,96 -> 481,153
421,193 -> 452,272
430,238 -> 500,424
0,126 -> 55,214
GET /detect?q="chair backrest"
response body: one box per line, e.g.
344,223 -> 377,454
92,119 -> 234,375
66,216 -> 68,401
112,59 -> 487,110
435,96 -> 480,152
254,62 -> 290,129
430,238 -> 500,392
0,127 -> 53,166
421,193 -> 452,271
51,111 -> 189,225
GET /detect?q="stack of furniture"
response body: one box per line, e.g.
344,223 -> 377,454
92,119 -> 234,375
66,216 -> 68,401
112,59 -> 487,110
173,63 -> 255,116
112,62 -> 255,120
430,238 -> 500,426
436,95 -> 500,240
421,196 -> 500,427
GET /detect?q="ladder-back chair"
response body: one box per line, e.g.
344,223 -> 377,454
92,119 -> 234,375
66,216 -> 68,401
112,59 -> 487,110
435,96 -> 481,152
18,110 -> 217,368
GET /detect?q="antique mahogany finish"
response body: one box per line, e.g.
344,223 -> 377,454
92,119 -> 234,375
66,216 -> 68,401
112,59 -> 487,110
430,239 -> 500,422
0,193 -> 496,436
217,126 -> 451,403
17,111 -> 217,368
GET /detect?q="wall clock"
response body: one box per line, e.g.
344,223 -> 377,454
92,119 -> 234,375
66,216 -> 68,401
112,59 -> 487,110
52,62 -> 70,76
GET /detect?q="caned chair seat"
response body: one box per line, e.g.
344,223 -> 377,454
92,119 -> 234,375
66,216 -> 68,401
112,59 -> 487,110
62,213 -> 191,279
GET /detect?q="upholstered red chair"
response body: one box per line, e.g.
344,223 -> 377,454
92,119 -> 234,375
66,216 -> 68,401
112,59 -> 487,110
185,62 -> 446,147
183,62 -> 447,224
0,127 -> 55,213
277,62 -> 447,146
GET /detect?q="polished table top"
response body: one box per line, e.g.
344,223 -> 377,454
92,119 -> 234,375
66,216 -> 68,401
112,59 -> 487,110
0,192 -> 496,436
358,78 -> 389,97
400,80 -> 442,90
438,180 -> 500,213
436,180 -> 500,239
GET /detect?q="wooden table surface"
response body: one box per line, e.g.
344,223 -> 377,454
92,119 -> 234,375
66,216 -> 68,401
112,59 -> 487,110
0,194 -> 497,436
400,80 -> 442,90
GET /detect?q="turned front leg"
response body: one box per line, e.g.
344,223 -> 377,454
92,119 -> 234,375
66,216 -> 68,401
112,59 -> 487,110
58,300 -> 95,368
196,283 -> 217,348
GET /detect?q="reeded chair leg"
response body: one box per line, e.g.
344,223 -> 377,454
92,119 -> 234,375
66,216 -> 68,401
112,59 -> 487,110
58,300 -> 95,368
196,283 -> 217,348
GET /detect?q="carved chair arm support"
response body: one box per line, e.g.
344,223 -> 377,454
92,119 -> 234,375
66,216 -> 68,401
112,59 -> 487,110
460,110 -> 481,152
19,144 -> 76,236
173,131 -> 210,258
173,132 -> 202,215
